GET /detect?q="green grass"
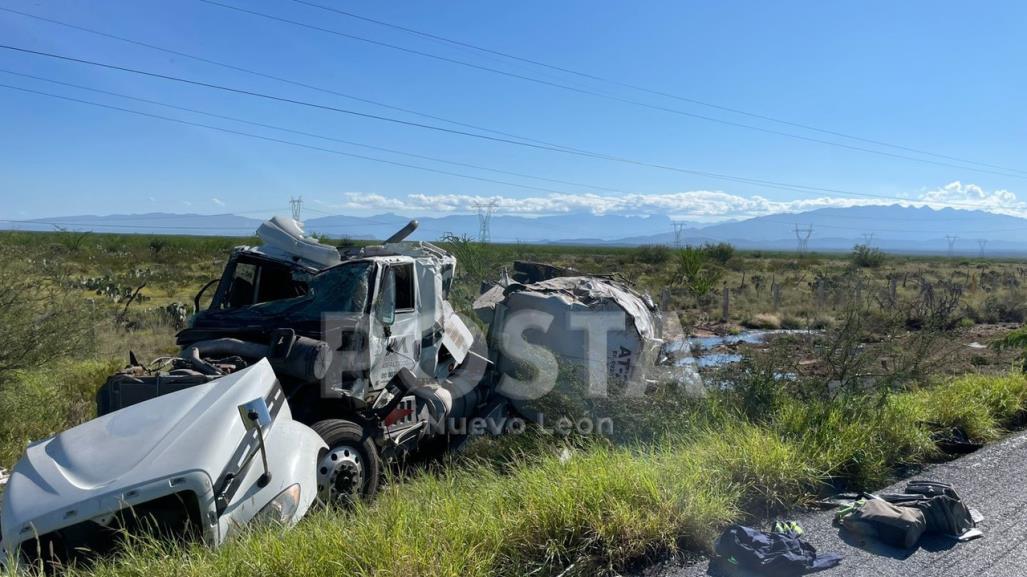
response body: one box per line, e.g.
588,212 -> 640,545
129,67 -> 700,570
0,360 -> 120,468
2,230 -> 1027,575
4,365 -> 1027,577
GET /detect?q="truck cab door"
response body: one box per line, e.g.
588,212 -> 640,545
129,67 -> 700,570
370,262 -> 420,387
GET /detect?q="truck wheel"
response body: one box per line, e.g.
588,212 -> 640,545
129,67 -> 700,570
311,419 -> 381,504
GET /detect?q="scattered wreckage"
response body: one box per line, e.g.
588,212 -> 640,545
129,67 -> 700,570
0,218 -> 676,568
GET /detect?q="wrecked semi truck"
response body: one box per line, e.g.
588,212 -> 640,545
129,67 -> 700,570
1,217 -> 496,567
0,220 -> 676,568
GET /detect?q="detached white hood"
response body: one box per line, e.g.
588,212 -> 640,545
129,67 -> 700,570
1,361 -> 283,545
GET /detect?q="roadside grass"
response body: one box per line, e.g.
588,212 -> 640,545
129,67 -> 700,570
912,372 -> 1027,443
0,360 -> 120,468
5,372 -> 1026,577
2,231 -> 1026,576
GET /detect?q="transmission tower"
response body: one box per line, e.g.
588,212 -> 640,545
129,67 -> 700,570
794,224 -> 813,255
978,239 -> 988,258
861,232 -> 875,246
672,222 -> 688,247
290,196 -> 303,223
473,200 -> 498,243
945,235 -> 958,257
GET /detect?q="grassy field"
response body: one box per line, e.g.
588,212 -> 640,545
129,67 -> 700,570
1,230 -> 1027,576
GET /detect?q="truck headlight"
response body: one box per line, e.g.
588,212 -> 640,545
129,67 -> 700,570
255,484 -> 302,525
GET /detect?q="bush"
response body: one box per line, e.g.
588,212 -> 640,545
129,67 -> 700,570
702,242 -> 735,265
675,247 -> 723,298
743,313 -> 782,330
634,244 -> 671,265
0,252 -> 97,385
851,244 -> 886,268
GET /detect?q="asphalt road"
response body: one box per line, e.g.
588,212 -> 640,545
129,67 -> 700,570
661,428 -> 1027,577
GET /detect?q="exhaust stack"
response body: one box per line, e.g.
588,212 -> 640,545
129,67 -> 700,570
385,220 -> 419,243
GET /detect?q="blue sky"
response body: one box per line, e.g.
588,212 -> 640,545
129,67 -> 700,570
0,0 -> 1025,222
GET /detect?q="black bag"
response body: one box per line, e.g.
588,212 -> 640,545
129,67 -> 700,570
714,524 -> 842,576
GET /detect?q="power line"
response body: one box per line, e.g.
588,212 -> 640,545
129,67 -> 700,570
794,224 -> 813,255
0,82 -> 626,197
0,5 -> 572,151
283,0 -> 1027,177
196,0 -> 1027,178
18,5 -> 1019,185
472,200 -> 498,243
5,43 -> 1024,212
0,67 -> 629,196
672,222 -> 688,247
290,196 -> 303,222
945,235 -> 959,257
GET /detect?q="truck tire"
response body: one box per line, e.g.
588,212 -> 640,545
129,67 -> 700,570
311,419 -> 381,504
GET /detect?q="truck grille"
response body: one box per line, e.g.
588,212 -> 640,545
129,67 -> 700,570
19,491 -> 203,571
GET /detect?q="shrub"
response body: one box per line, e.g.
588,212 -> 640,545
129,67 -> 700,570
743,313 -> 782,330
675,247 -> 723,298
702,242 -> 735,265
0,252 -> 97,385
851,244 -> 886,268
634,244 -> 671,265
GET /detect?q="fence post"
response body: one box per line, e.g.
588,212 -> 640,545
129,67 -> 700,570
721,284 -> 730,322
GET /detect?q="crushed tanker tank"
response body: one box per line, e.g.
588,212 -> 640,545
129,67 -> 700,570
474,262 -> 667,392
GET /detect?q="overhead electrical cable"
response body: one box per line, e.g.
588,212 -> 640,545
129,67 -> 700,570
0,45 -> 1023,211
194,0 -> 1027,178
0,68 -> 630,195
283,0 -> 1027,176
0,5 -> 574,151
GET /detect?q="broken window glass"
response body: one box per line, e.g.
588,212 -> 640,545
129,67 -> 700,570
393,263 -> 415,311
201,261 -> 373,325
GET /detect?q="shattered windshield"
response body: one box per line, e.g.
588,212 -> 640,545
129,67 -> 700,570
204,261 -> 372,323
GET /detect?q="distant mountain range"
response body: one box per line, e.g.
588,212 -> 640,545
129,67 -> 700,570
6,205 -> 1027,255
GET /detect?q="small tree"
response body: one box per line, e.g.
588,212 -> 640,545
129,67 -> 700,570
675,247 -> 723,299
852,244 -> 886,268
702,242 -> 735,265
0,253 -> 96,386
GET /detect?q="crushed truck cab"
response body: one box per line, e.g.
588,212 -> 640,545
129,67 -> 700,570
0,217 -> 496,569
1,361 -> 324,567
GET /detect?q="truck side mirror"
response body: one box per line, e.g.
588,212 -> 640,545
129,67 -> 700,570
237,398 -> 272,487
375,267 -> 397,326
238,398 -> 272,432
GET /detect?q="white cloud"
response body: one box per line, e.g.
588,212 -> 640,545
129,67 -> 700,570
211,197 -> 226,207
313,182 -> 1024,221
918,181 -> 1025,215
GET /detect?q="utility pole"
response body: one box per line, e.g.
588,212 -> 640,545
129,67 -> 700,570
290,196 -> 303,223
862,232 -> 875,246
794,224 -> 813,255
945,235 -> 958,258
473,200 -> 498,243
672,222 -> 688,247
978,239 -> 988,258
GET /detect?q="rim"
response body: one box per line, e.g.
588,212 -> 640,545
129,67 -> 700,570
317,445 -> 365,504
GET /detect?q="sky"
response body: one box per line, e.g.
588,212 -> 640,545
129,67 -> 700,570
0,0 -> 1025,224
